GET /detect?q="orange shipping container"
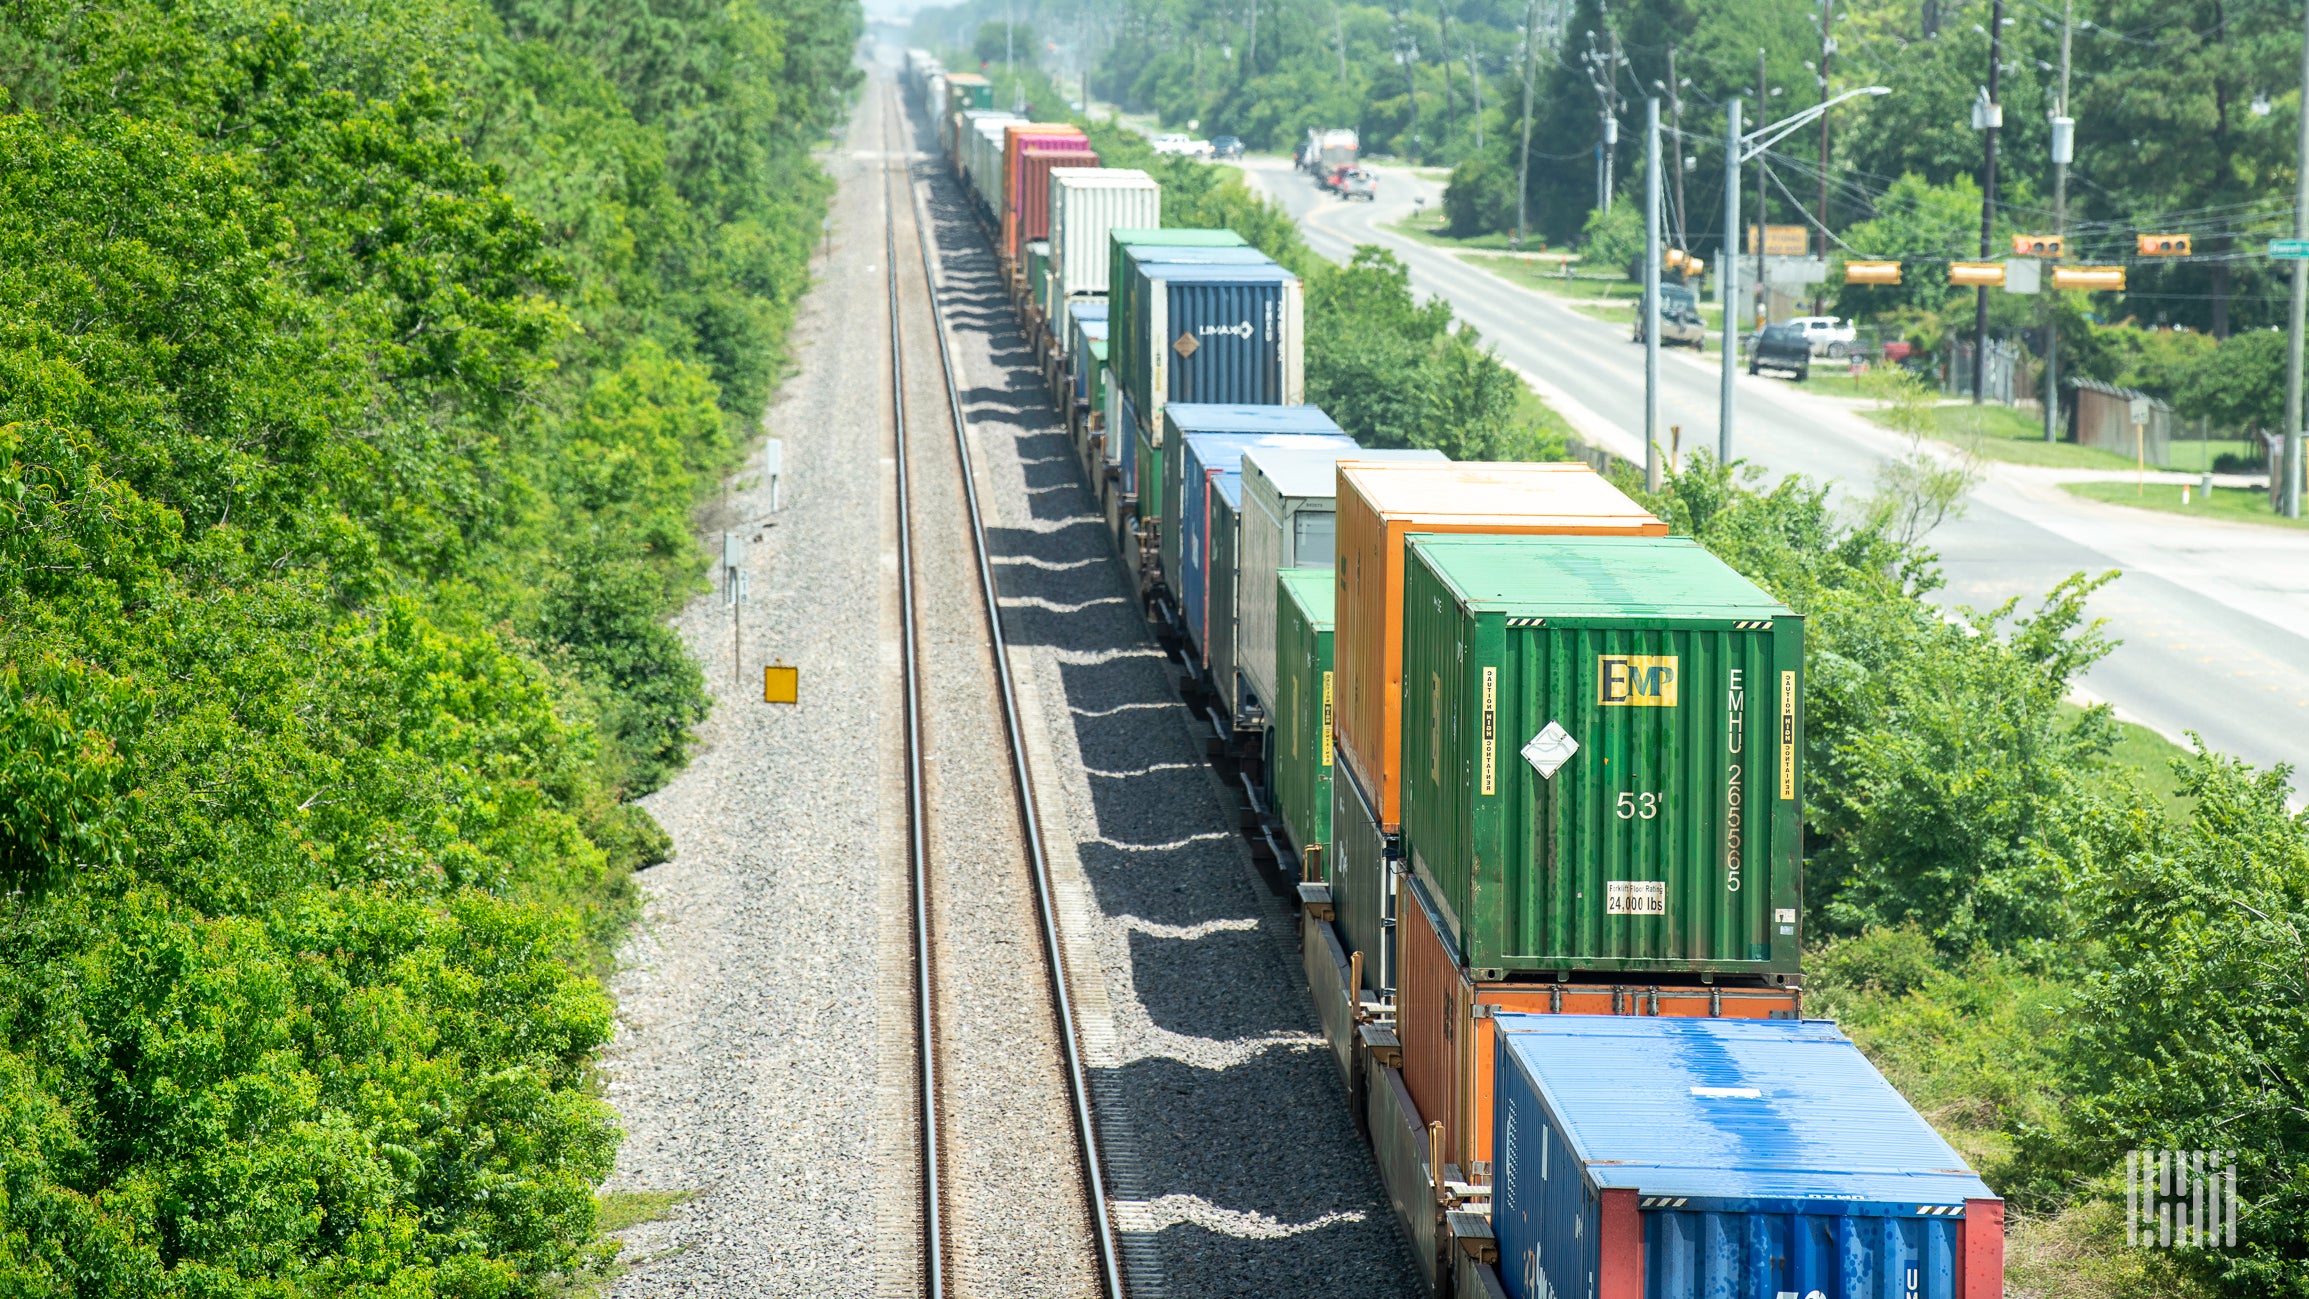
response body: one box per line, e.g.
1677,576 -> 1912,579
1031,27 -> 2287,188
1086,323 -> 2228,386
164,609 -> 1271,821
1395,883 -> 1800,1173
1332,461 -> 1665,830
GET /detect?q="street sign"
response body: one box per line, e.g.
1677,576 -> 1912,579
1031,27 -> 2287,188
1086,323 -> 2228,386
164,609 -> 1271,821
2272,239 -> 2309,260
2053,265 -> 2126,291
1763,255 -> 1828,286
1844,260 -> 1902,285
1747,224 -> 1809,257
2003,258 -> 2042,295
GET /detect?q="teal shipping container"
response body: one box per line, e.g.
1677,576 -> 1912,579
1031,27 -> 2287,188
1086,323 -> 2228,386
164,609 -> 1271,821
1270,568 -> 1336,871
1398,534 -> 1803,980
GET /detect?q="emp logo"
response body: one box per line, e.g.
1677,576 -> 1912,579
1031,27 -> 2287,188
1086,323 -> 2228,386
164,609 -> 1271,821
1598,655 -> 1678,707
1197,319 -> 1255,339
2127,1150 -> 2238,1248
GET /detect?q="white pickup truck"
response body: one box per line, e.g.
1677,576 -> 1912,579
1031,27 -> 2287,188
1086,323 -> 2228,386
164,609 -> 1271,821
1150,133 -> 1214,159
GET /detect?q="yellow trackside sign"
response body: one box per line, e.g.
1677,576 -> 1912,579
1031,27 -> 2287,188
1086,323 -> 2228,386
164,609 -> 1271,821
1599,655 -> 1679,707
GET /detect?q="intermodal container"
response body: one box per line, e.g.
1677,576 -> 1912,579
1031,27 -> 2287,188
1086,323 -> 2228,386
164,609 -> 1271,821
1005,136 -> 1094,260
1397,534 -> 1803,979
1395,879 -> 1799,1178
1158,406 -> 1353,624
1050,171 -> 1160,301
1206,474 -> 1244,715
1108,246 -> 1273,430
952,107 -> 1013,176
1026,241 -> 1051,319
1332,748 -> 1388,996
966,116 -> 1015,207
1105,230 -> 1253,405
1236,447 -> 1446,727
1065,299 -> 1108,374
1083,337 -> 1109,421
993,125 -> 1083,240
1123,264 -> 1306,443
1271,567 -> 1336,868
946,72 -> 992,111
1121,390 -> 1147,502
1334,462 -> 1666,832
1493,1015 -> 2002,1299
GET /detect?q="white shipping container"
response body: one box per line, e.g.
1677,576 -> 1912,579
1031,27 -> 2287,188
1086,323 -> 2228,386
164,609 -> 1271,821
1049,169 -> 1160,301
972,120 -> 1011,214
1236,446 -> 1446,718
960,111 -> 1015,197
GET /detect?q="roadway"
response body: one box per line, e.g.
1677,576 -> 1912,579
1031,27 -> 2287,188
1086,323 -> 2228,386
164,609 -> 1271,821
1239,156 -> 2309,790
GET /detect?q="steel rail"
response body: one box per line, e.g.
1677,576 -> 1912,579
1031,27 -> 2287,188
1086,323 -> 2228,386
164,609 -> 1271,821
880,89 -> 944,1299
891,77 -> 1129,1299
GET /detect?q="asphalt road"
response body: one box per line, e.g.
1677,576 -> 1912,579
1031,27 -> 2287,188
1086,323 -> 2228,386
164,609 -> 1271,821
1242,156 -> 2309,790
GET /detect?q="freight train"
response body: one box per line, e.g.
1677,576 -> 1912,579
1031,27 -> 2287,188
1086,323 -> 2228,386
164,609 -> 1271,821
900,50 -> 2006,1299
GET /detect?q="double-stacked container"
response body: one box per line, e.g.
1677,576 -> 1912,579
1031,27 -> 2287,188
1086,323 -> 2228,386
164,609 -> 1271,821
1492,1016 -> 2003,1299
1236,446 -> 1447,731
1327,462 -> 1665,996
1003,130 -> 1093,264
963,114 -> 1016,200
1049,170 -> 1160,309
990,124 -> 1085,248
1107,240 -> 1273,510
1157,409 -> 1356,674
1270,567 -> 1337,873
1119,260 -> 1304,460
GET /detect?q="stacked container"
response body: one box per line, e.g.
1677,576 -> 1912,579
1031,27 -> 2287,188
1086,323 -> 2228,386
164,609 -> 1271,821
1003,131 -> 1093,262
1270,567 -> 1336,873
1326,462 -> 1665,995
1491,1016 -> 2002,1299
965,115 -> 1015,203
1161,411 -> 1356,674
1119,259 -> 1304,450
1236,446 -> 1446,731
1049,170 -> 1160,305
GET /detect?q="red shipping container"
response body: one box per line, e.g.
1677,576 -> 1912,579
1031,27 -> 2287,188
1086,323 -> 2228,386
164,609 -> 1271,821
999,125 -> 1088,258
1011,145 -> 1099,261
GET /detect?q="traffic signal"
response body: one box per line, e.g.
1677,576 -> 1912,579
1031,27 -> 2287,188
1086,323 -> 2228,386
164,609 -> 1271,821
2012,234 -> 2065,257
2137,234 -> 2192,256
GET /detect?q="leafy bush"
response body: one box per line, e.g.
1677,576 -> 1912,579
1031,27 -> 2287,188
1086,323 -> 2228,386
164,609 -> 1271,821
1575,200 -> 1645,278
1444,152 -> 1516,237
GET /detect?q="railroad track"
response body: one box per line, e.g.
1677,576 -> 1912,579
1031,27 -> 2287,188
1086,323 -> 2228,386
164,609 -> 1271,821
879,79 -> 1126,1299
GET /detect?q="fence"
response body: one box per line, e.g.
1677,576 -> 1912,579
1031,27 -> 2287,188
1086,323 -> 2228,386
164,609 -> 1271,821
1942,337 -> 2026,404
2069,376 -> 2174,467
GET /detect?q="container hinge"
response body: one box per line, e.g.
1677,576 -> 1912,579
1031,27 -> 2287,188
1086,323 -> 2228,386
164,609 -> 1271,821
1648,987 -> 1661,1016
1549,986 -> 1563,1014
1710,986 -> 1723,1017
1470,1002 -> 1495,1020
1611,987 -> 1625,1015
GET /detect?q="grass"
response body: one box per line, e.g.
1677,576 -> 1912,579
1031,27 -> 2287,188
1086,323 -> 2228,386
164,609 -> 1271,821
2063,479 -> 2309,530
2063,701 -> 2196,811
597,1189 -> 695,1234
1382,216 -> 1541,252
1867,402 -> 2147,470
2162,437 -> 2260,473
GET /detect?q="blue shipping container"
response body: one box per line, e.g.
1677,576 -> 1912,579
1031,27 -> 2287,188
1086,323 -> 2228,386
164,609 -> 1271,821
1068,301 -> 1109,399
1123,262 -> 1305,441
1492,1016 -> 2002,1299
1157,404 -> 1350,606
1175,424 -> 1358,660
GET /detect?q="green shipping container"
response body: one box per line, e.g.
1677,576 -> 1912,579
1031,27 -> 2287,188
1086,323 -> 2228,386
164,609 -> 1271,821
1134,419 -> 1161,527
1397,535 -> 1803,980
1026,240 -> 1051,317
1271,569 -> 1335,868
1332,746 -> 1389,996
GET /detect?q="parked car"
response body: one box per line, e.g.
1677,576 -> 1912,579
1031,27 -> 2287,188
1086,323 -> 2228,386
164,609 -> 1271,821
1334,166 -> 1376,201
1210,135 -> 1245,160
1632,283 -> 1707,349
1151,133 -> 1214,158
1748,322 -> 1812,380
1786,314 -> 1859,357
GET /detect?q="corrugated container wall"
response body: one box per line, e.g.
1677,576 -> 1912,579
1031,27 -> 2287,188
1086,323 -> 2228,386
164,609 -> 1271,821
946,72 -> 992,110
1206,476 -> 1244,716
1025,242 -> 1051,318
1105,233 -> 1255,412
1110,247 -> 1273,432
1271,568 -> 1336,866
1005,136 -> 1093,260
968,118 -> 1013,211
994,125 -> 1083,242
1157,406 -> 1352,618
1237,447 -> 1447,724
1050,172 -> 1160,301
1065,300 -> 1108,375
1492,1016 -> 2002,1299
1177,432 -> 1357,662
1333,462 -> 1666,831
1125,264 -> 1304,439
1332,752 -> 1388,995
1394,880 -> 1799,1178
1398,535 -> 1802,978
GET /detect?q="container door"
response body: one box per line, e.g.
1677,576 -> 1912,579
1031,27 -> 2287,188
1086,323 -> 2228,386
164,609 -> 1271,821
1522,624 -> 1778,968
1169,282 -> 1283,406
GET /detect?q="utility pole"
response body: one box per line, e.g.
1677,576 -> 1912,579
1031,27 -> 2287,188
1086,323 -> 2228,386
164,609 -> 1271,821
1514,0 -> 1539,246
1397,4 -> 1421,163
1755,49 -> 1768,331
1974,0 -> 2003,405
1815,0 -> 1836,315
1439,0 -> 1454,143
1645,97 -> 1663,490
2045,0 -> 2072,442
2286,0 -> 2309,518
1470,43 -> 1484,149
1722,97 -> 1742,461
1668,47 -> 1686,250
1334,0 -> 1350,82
